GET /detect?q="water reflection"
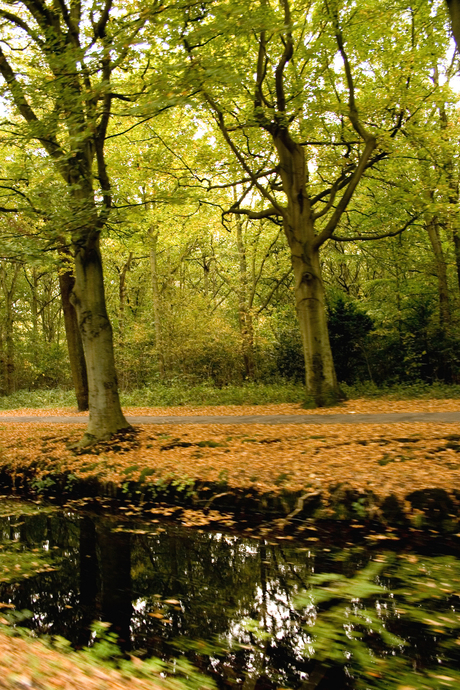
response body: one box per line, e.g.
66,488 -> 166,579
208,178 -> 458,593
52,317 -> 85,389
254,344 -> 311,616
0,507 -> 459,689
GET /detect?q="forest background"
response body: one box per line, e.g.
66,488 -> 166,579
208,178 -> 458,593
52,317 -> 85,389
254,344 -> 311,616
0,0 -> 458,424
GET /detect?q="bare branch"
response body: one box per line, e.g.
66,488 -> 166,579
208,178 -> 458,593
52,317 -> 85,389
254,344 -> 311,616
299,139 -> 360,146
204,91 -> 286,217
312,181 -> 338,220
54,0 -> 80,46
257,268 -> 292,313
0,45 -> 64,167
22,0 -> 58,35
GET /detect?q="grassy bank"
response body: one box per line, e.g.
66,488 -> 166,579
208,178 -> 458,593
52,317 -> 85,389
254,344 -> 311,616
1,380 -> 460,411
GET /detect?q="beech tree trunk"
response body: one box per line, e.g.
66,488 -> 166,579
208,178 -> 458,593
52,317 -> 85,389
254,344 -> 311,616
118,252 -> 133,337
426,217 -> 450,329
235,219 -> 256,379
149,231 -> 166,379
292,242 -> 340,406
59,265 -> 89,412
274,135 -> 343,406
71,235 -> 130,444
0,263 -> 20,395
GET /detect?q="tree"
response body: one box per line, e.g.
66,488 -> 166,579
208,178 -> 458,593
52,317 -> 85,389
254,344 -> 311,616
0,0 -> 160,442
176,0 -> 448,405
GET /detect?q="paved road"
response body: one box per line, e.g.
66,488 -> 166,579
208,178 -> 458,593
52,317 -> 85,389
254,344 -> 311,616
0,412 -> 459,425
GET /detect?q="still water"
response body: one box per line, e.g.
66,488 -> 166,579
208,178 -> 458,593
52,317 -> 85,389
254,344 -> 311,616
0,500 -> 459,690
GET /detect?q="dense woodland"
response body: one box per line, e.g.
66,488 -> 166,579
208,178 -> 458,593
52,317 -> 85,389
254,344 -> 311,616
0,0 -> 459,440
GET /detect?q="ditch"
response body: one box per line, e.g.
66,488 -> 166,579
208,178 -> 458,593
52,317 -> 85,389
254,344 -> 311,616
0,499 -> 459,690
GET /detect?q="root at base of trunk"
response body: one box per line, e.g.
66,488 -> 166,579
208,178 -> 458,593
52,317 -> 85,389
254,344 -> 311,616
303,386 -> 347,409
68,425 -> 136,453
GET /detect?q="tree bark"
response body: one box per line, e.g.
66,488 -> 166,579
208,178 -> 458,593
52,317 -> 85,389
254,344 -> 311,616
235,218 -> 256,380
149,231 -> 166,379
446,0 -> 460,48
71,235 -> 130,444
0,263 -> 20,395
292,242 -> 340,406
59,263 -> 89,412
426,216 -> 450,329
118,252 -> 133,337
274,135 -> 343,406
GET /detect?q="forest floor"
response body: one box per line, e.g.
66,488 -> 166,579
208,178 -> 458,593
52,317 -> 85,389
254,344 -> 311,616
0,398 -> 459,528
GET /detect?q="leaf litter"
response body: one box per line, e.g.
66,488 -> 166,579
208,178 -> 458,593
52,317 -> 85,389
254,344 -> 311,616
0,400 -> 459,520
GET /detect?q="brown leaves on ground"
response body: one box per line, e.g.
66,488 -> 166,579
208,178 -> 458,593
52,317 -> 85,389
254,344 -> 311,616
0,400 -> 459,507
0,631 -> 163,690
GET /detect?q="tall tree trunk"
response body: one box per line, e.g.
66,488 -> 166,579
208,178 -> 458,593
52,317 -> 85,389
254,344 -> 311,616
0,263 -> 20,395
452,230 -> 460,296
118,252 -> 133,337
31,267 -> 39,364
274,136 -> 343,406
291,242 -> 340,406
59,261 -> 89,412
71,235 -> 130,445
446,0 -> 460,48
235,219 -> 256,380
149,231 -> 166,379
426,216 -> 450,329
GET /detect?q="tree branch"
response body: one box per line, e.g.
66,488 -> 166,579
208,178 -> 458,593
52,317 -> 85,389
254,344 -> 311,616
275,0 -> 294,112
0,45 -> 64,166
93,0 -> 113,39
204,91 -> 286,217
227,206 -> 281,220
331,213 -> 419,242
327,0 -> 372,142
313,137 -> 377,249
0,10 -> 44,47
257,268 -> 292,313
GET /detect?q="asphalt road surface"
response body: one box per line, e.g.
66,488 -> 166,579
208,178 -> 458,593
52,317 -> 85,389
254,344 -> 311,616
0,412 -> 459,425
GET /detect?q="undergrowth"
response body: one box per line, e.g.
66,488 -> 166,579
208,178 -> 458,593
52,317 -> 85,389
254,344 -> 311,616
0,379 -> 459,411
342,380 -> 460,400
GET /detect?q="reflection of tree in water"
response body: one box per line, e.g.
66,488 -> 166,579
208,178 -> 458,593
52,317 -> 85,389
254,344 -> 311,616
129,530 -> 319,688
0,513 -> 133,649
97,519 -> 132,648
1,511 -> 460,689
0,513 -> 369,688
